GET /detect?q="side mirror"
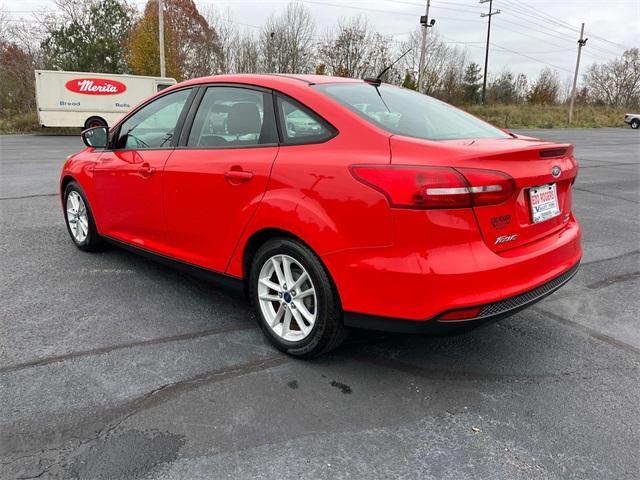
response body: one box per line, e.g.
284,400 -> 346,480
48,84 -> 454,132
82,126 -> 108,148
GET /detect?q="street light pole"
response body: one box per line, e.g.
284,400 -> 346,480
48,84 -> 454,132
416,0 -> 431,93
158,0 -> 166,77
569,23 -> 587,124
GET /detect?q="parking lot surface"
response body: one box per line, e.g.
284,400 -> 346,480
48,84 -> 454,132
1,129 -> 638,479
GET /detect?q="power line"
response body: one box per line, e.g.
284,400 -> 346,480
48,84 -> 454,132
491,42 -> 574,74
302,0 -> 483,23
490,20 -> 603,62
496,0 -> 631,54
490,7 -> 622,58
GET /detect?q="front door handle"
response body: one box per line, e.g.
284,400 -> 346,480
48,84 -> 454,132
138,162 -> 156,177
224,169 -> 253,183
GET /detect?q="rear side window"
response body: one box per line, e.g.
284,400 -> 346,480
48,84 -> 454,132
276,96 -> 334,145
187,87 -> 278,147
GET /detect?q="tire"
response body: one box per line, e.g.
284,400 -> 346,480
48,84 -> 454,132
249,238 -> 347,358
83,116 -> 107,130
630,119 -> 640,129
63,181 -> 103,252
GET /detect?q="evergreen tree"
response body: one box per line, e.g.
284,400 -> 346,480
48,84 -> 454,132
402,71 -> 417,90
41,0 -> 133,74
462,62 -> 482,104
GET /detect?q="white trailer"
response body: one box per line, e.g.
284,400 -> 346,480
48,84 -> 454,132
34,70 -> 176,129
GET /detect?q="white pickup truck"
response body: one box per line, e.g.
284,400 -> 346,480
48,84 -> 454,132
35,70 -> 176,129
624,113 -> 640,129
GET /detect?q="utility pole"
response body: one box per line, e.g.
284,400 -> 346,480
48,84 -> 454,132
480,0 -> 500,104
569,23 -> 588,124
416,0 -> 432,93
158,0 -> 166,77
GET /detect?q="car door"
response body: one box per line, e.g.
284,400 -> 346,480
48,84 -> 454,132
93,88 -> 194,252
163,85 -> 280,272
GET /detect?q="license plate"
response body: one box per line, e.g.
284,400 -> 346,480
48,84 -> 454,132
529,183 -> 560,223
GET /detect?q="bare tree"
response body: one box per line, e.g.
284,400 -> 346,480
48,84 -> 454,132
528,68 -> 561,105
0,4 -> 47,116
399,29 -> 464,95
583,48 -> 640,108
514,73 -> 529,104
234,33 -> 260,73
203,6 -> 238,74
259,1 -> 315,74
318,16 -> 374,78
0,3 -> 9,43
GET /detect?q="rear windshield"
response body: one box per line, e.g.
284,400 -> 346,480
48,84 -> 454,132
314,83 -> 510,141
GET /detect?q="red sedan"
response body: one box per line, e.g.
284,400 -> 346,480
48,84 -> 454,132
61,74 -> 582,357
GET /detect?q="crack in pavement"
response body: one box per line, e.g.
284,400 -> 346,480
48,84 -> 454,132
531,307 -> 640,355
573,187 -> 639,204
582,250 -> 639,266
0,193 -> 58,201
579,161 -> 640,169
351,352 -> 631,384
71,355 -> 289,451
0,324 -> 258,374
587,271 -> 640,289
2,356 -> 288,478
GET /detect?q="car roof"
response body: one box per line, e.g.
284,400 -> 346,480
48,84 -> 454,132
176,73 -> 363,90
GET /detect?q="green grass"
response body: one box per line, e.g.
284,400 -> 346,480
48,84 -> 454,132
0,112 -> 78,135
464,104 -> 628,129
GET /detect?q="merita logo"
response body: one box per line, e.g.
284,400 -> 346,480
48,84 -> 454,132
65,78 -> 126,95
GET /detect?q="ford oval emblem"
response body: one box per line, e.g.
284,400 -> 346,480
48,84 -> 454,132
551,166 -> 561,177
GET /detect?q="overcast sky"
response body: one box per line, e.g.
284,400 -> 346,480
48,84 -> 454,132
4,0 -> 639,81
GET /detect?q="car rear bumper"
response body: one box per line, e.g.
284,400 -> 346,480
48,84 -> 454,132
324,211 -> 582,325
342,260 -> 580,333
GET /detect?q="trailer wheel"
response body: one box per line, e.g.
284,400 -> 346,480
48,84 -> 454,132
84,116 -> 107,130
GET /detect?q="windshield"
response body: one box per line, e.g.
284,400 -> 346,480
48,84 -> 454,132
314,83 -> 510,141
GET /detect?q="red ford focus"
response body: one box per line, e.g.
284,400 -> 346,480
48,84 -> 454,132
61,74 -> 582,357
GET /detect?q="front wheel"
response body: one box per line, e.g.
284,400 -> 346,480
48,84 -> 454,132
630,119 -> 640,129
83,116 -> 107,130
249,238 -> 347,358
63,182 -> 103,251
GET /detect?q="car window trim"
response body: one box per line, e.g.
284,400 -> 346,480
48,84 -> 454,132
176,83 -> 279,150
108,86 -> 198,151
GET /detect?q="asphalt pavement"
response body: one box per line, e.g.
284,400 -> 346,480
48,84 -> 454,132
1,128 -> 638,479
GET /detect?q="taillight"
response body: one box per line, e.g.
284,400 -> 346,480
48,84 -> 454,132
350,165 -> 514,209
456,167 -> 515,206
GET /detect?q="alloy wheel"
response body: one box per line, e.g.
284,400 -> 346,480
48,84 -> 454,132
257,254 -> 317,342
66,191 -> 89,243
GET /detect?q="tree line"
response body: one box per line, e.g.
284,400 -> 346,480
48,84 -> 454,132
1,0 -> 638,118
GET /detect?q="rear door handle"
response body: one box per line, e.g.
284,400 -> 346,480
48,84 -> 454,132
224,169 -> 254,183
138,163 -> 156,177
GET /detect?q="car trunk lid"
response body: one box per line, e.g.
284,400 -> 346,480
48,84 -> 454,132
389,136 -> 578,253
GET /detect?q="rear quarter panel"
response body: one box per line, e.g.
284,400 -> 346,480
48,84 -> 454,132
224,114 -> 394,278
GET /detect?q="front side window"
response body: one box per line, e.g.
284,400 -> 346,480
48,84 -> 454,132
314,83 -> 510,141
276,96 -> 334,145
116,89 -> 191,149
187,87 -> 278,147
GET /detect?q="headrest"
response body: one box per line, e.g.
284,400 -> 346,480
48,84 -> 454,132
227,102 -> 261,136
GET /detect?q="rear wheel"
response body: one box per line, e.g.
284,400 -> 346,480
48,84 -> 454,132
631,119 -> 640,129
63,182 -> 103,251
249,238 -> 347,358
83,116 -> 107,130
